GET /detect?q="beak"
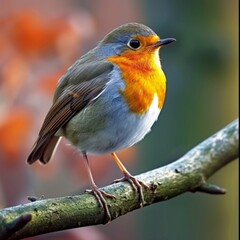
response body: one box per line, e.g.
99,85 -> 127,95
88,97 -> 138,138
154,38 -> 176,47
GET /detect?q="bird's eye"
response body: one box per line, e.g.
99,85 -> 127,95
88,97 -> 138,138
127,39 -> 141,49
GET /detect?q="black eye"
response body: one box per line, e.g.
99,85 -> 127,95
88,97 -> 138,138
127,39 -> 141,49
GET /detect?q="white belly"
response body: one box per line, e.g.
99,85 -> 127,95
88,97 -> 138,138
117,94 -> 160,149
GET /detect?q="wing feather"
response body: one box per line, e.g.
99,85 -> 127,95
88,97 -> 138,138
27,61 -> 113,164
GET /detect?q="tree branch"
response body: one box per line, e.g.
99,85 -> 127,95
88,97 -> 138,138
0,119 -> 238,240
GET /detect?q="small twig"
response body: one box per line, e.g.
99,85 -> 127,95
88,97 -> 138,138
0,214 -> 32,240
28,195 -> 45,202
193,183 -> 226,194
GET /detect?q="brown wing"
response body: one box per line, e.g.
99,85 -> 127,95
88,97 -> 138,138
27,79 -> 107,164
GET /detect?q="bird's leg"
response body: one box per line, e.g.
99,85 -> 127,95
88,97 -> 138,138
111,152 -> 149,207
82,152 -> 115,222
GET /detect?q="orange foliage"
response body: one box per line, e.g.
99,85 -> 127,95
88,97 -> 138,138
7,10 -> 61,55
1,55 -> 29,98
0,108 -> 33,161
1,9 -> 84,58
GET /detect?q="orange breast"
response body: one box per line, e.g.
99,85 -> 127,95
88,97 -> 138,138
108,47 -> 166,114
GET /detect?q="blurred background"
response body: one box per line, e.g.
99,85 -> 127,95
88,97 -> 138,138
0,0 -> 238,239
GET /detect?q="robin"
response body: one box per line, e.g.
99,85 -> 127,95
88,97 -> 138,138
27,22 -> 175,221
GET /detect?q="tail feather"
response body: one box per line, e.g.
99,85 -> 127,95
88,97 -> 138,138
27,136 -> 61,164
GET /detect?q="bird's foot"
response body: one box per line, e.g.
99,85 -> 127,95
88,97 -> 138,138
113,173 -> 149,207
85,184 -> 116,223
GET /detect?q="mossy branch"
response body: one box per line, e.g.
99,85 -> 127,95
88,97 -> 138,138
0,119 -> 238,240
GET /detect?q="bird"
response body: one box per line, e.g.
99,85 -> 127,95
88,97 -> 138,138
27,22 -> 175,221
